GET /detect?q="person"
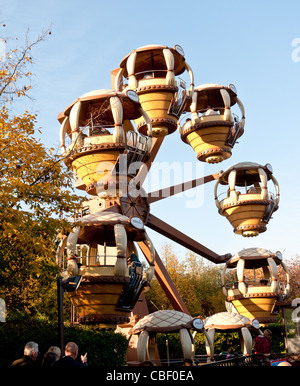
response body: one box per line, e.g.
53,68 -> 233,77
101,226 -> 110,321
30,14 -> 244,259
11,341 -> 39,367
202,106 -> 219,117
41,346 -> 61,367
247,186 -> 257,194
41,351 -> 58,367
220,342 -> 234,359
47,345 -> 61,358
255,329 -> 272,360
53,342 -> 87,367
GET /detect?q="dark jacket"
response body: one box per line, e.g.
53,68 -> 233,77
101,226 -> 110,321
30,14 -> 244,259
11,355 -> 36,367
255,335 -> 271,359
53,355 -> 85,368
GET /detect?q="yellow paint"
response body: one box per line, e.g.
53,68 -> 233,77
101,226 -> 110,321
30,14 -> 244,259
186,126 -> 232,163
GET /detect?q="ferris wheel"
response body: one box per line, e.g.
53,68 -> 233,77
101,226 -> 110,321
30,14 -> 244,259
56,44 -> 283,329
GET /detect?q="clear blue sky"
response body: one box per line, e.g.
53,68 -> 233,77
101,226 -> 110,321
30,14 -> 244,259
1,0 -> 300,263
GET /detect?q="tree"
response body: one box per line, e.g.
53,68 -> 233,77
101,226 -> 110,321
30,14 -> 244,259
280,255 -> 300,300
0,27 -> 51,103
0,27 -> 83,319
185,250 -> 225,316
145,243 -> 226,317
145,244 -> 178,312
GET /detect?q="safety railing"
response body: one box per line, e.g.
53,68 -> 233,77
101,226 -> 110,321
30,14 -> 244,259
199,354 -> 261,367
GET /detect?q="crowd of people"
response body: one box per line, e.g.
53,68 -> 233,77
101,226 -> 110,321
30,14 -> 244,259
11,341 -> 88,367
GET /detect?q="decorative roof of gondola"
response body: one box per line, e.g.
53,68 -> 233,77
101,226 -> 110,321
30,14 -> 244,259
218,162 -> 274,186
203,311 -> 259,331
129,310 -> 194,334
226,247 -> 282,269
57,89 -> 142,124
119,44 -> 187,77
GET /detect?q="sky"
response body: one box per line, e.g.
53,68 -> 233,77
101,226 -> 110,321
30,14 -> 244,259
1,0 -> 300,265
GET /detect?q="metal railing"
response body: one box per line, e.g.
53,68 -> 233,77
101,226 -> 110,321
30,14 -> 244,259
127,354 -> 262,367
199,354 -> 261,367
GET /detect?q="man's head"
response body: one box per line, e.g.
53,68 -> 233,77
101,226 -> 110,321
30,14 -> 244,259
24,341 -> 39,361
65,342 -> 79,359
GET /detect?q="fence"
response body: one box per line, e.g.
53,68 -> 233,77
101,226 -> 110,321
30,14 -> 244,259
200,354 -> 261,367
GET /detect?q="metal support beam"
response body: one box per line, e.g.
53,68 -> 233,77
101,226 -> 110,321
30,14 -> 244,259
135,137 -> 165,186
146,213 -> 231,264
137,240 -> 190,315
146,172 -> 221,204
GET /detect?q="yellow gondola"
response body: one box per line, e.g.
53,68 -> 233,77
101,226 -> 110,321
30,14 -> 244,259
58,89 -> 152,197
214,162 -> 280,237
221,248 -> 290,324
56,209 -> 155,328
114,44 -> 194,137
179,83 -> 245,163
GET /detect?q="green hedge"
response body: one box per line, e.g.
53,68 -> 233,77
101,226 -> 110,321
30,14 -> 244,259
0,320 -> 128,367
